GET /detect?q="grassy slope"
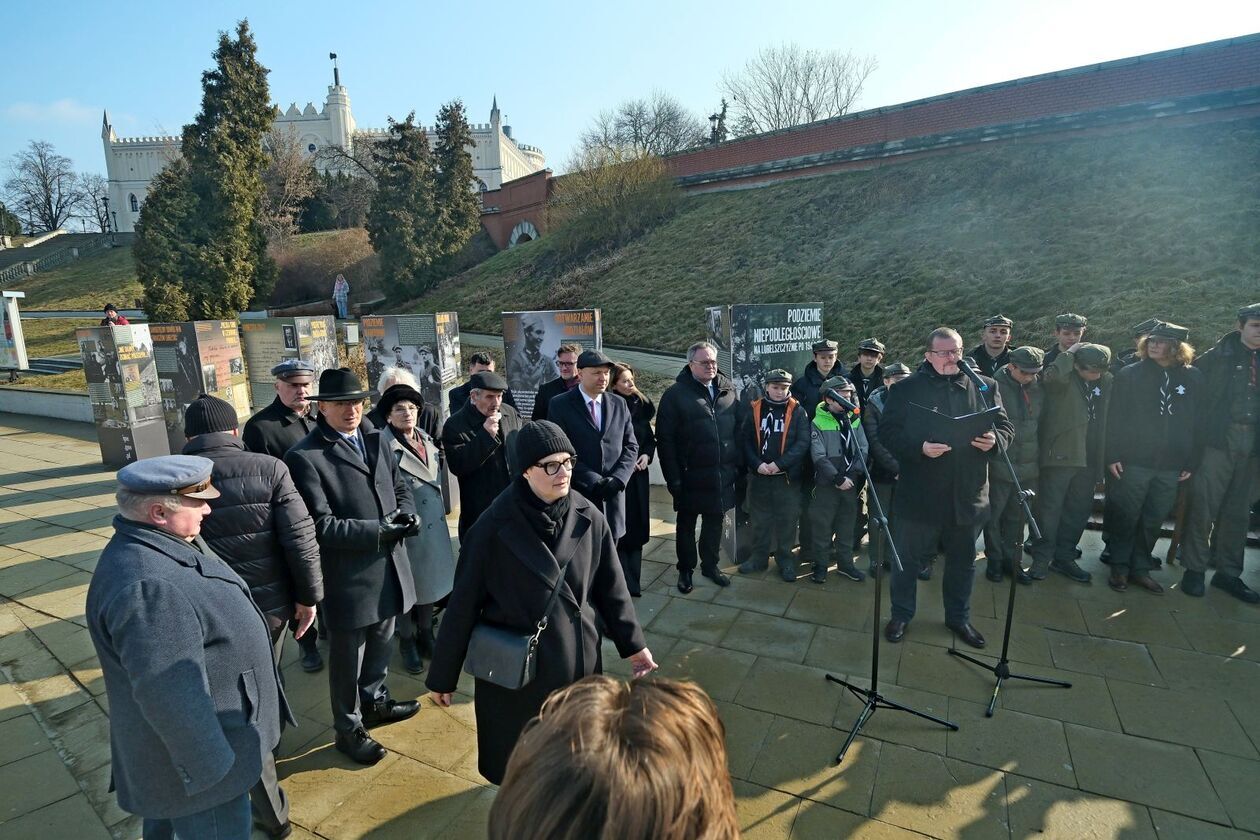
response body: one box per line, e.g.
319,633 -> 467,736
17,245 -> 143,311
404,118 -> 1260,362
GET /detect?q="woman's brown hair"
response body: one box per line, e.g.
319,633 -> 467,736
609,363 -> 645,402
1137,335 -> 1196,367
488,676 -> 739,840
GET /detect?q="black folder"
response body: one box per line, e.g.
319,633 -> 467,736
909,402 -> 1001,450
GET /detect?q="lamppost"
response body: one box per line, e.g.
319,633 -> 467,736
709,112 -> 720,145
100,195 -> 111,239
111,212 -> 118,243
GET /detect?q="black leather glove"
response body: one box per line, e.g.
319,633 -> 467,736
378,508 -> 409,543
401,513 -> 421,537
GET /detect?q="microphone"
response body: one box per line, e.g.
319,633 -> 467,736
823,387 -> 860,414
958,357 -> 990,393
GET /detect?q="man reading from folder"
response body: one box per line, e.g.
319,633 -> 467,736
877,327 -> 1014,649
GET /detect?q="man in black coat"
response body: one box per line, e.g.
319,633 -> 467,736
181,395 -> 321,837
878,327 -> 1014,649
547,349 -> 639,541
530,342 -> 581,421
285,368 -> 421,766
448,351 -> 518,415
243,359 -> 317,459
442,370 -> 524,540
657,341 -> 744,594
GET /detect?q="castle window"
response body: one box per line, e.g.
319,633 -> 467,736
129,194 -> 139,213
308,143 -> 317,153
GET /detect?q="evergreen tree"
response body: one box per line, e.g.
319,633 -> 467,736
134,20 -> 277,319
0,202 -> 20,237
366,113 -> 438,293
431,100 -> 481,262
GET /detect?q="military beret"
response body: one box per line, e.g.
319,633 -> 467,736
1072,343 -> 1111,370
857,337 -> 886,354
764,369 -> 793,384
117,455 -> 220,500
812,339 -> 839,353
1055,313 -> 1088,328
1148,322 -> 1190,342
271,358 -> 315,380
883,363 -> 912,378
1130,318 -> 1163,338
1008,346 -> 1045,372
983,315 -> 1014,328
577,349 -> 614,368
468,370 -> 509,391
1238,303 -> 1260,321
821,375 -> 853,394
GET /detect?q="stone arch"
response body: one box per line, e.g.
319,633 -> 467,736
508,220 -> 539,247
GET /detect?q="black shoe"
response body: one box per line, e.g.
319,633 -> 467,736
835,560 -> 866,582
1211,574 -> 1260,604
1050,558 -> 1092,584
1014,567 -> 1033,586
1181,570 -> 1205,597
702,568 -> 731,587
335,727 -> 387,765
677,569 -> 694,594
1129,574 -> 1164,595
1149,554 -> 1163,569
985,562 -> 1004,583
299,639 -> 324,673
947,622 -> 986,649
738,559 -> 767,574
399,638 -> 424,675
362,698 -> 420,727
810,566 -> 827,584
254,821 -> 293,840
884,619 -> 908,643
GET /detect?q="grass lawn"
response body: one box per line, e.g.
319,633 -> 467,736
403,117 -> 1260,362
19,319 -> 105,358
16,246 -> 142,311
3,369 -> 87,392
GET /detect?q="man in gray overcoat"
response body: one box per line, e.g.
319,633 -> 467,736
87,455 -> 292,840
285,368 -> 422,766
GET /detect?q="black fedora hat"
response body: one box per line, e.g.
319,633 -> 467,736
309,367 -> 374,402
376,383 -> 426,418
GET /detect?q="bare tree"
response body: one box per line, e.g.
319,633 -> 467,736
580,90 -> 708,158
76,173 -> 109,232
313,131 -> 381,183
261,125 -> 317,241
3,140 -> 84,232
722,44 -> 877,136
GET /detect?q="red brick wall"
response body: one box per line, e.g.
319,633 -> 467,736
480,170 -> 552,249
667,34 -> 1260,178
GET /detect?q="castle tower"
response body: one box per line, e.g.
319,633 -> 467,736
324,61 -> 356,151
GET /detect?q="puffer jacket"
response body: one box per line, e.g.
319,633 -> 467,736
810,404 -> 870,487
657,367 -> 744,514
183,432 -> 323,617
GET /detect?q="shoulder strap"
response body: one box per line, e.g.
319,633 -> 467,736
532,552 -> 576,638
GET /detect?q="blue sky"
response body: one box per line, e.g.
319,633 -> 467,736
2,0 -> 1259,179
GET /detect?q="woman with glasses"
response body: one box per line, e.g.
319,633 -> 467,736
426,420 -> 657,785
378,384 -> 455,675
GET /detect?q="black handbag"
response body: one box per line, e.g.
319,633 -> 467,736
463,556 -> 572,690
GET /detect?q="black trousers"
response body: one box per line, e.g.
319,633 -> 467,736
328,616 -> 396,733
675,510 -> 724,573
889,516 -> 980,626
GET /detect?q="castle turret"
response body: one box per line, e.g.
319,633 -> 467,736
325,80 -> 356,150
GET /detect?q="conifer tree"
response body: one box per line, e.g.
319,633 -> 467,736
366,113 -> 438,293
432,100 -> 481,261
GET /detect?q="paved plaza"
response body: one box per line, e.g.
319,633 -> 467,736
1,412 -> 1259,839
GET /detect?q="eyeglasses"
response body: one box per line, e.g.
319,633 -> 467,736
927,349 -> 963,359
533,458 -> 575,476
557,361 -> 577,368
691,359 -> 719,367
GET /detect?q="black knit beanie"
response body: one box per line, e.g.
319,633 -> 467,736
184,394 -> 239,437
514,420 -> 576,473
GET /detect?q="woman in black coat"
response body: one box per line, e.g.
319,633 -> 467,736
609,363 -> 656,596
426,421 -> 657,785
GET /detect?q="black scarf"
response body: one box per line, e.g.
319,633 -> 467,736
513,477 -> 570,549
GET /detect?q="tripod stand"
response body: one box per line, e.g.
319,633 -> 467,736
948,366 -> 1072,716
824,402 -> 957,764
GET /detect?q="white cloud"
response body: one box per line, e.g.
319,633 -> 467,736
4,98 -> 98,125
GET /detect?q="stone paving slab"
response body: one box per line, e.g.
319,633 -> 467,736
4,413 -> 1260,838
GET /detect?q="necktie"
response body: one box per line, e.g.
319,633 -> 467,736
350,433 -> 366,461
588,399 -> 598,426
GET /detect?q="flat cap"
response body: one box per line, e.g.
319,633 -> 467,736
983,314 -> 1014,328
1072,343 -> 1111,370
764,368 -> 793,384
1130,318 -> 1163,338
857,337 -> 886,354
271,358 -> 315,380
1055,313 -> 1088,328
1238,303 -> 1260,321
117,455 -> 220,500
1008,346 -> 1045,372
468,370 -> 509,391
821,375 -> 853,394
883,363 -> 912,378
577,349 -> 613,368
1149,321 -> 1190,342
812,339 -> 839,353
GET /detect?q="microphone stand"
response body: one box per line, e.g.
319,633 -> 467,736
948,363 -> 1072,716
824,402 -> 957,763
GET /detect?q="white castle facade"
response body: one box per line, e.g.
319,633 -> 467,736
101,73 -> 545,233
